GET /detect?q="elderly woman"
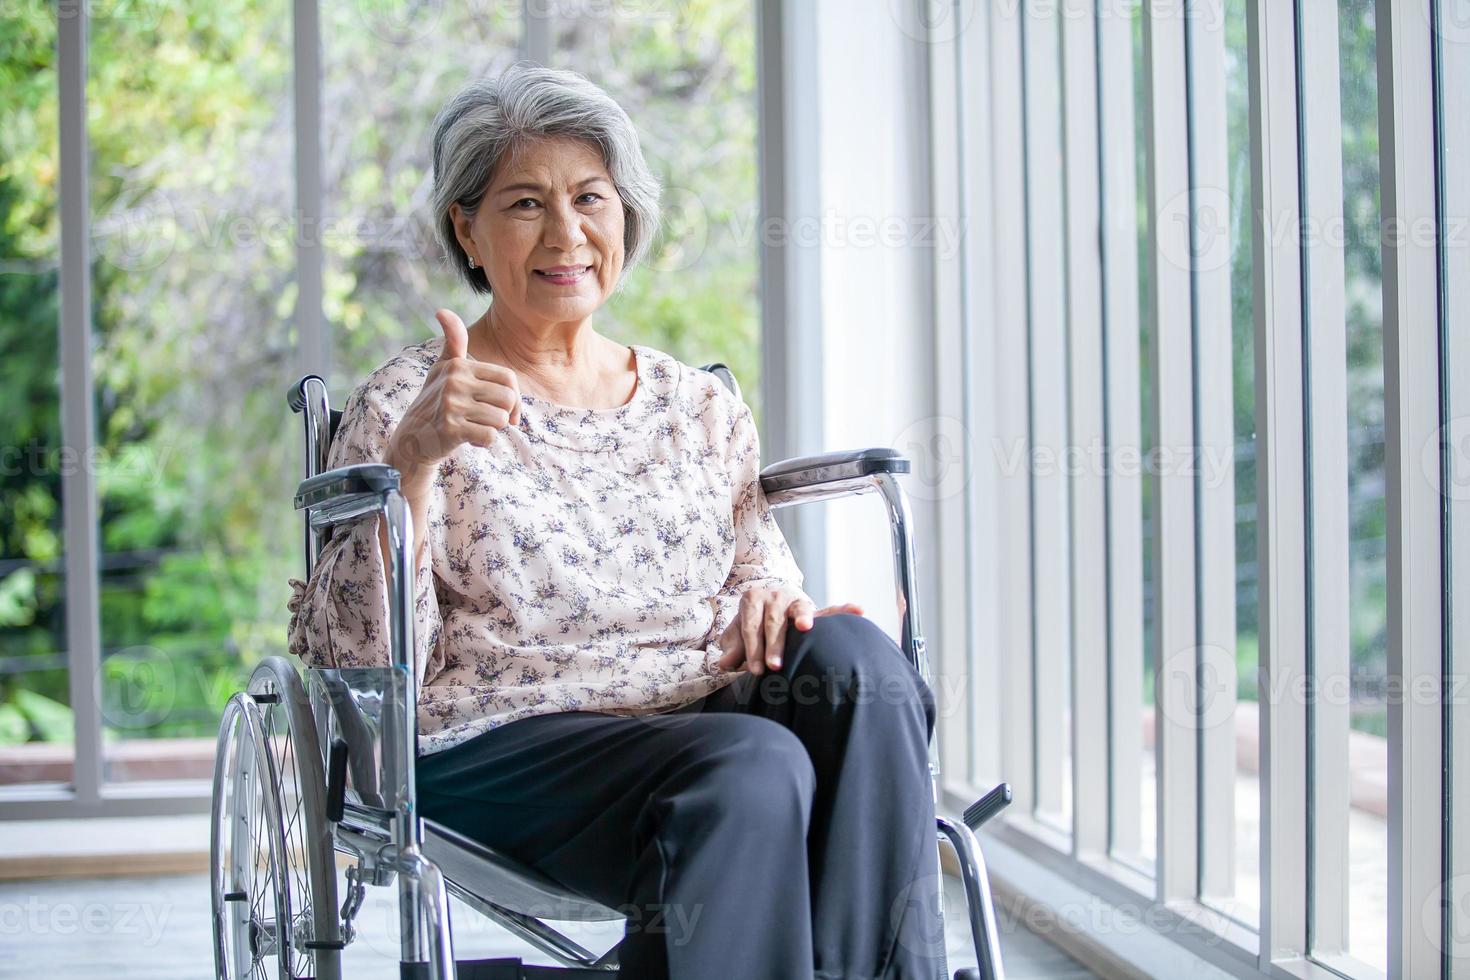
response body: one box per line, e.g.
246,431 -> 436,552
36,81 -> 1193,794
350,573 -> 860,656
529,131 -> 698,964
287,62 -> 941,980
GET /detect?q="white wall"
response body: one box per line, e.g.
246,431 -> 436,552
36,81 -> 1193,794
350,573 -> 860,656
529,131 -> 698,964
810,0 -> 942,645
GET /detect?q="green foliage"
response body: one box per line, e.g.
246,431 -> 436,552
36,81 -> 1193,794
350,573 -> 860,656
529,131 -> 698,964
1,1 -> 759,748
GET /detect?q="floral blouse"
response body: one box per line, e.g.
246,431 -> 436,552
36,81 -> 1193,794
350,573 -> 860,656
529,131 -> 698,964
286,335 -> 811,757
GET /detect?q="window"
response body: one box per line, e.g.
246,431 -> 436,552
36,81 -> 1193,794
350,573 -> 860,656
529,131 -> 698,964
0,0 -> 760,816
936,1 -> 1464,975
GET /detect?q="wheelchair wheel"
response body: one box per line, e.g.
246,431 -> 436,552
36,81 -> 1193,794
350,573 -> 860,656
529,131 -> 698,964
211,658 -> 342,980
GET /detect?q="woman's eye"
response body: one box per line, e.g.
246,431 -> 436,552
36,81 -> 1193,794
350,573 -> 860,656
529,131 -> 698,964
510,193 -> 601,210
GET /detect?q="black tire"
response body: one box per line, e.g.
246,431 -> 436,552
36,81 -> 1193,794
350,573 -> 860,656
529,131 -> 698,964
211,658 -> 343,979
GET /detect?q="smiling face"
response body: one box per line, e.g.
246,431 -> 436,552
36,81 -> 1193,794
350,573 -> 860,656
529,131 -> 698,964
451,136 -> 625,327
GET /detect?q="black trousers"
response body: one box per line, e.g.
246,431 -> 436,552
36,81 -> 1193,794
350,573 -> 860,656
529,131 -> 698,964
415,612 -> 944,980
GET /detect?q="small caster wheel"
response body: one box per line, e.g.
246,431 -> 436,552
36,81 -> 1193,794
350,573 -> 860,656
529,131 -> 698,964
953,970 -> 982,980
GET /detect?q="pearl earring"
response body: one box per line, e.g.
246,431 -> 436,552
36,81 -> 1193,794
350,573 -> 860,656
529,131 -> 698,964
468,255 -> 478,269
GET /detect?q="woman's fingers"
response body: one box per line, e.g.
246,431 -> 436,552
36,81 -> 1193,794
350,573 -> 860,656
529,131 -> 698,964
762,602 -> 789,670
739,597 -> 765,675
789,596 -> 819,631
815,601 -> 864,618
716,630 -> 745,672
436,309 -> 468,360
716,591 -> 857,675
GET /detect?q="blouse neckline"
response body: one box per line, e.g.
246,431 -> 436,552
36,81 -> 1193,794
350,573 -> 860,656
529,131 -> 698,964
413,337 -> 679,454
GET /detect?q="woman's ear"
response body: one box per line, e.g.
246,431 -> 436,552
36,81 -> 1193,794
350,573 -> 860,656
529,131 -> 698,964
449,201 -> 478,263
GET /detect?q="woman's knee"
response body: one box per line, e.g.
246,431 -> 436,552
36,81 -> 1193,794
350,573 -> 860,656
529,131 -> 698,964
680,717 -> 817,817
787,615 -> 932,704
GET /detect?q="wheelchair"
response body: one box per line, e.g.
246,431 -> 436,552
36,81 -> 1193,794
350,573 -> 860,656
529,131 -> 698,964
209,360 -> 1014,980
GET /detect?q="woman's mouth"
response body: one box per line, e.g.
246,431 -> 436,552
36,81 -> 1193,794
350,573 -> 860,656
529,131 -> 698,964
534,265 -> 592,285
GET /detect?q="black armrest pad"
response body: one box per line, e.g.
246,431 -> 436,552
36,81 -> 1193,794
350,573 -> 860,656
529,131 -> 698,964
760,448 -> 909,495
294,463 -> 401,511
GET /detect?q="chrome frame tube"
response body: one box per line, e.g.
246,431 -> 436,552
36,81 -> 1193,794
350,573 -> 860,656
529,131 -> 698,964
937,815 -> 1007,980
299,377 -> 331,571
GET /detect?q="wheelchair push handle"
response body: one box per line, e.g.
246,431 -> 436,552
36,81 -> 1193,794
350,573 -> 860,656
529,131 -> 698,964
963,782 -> 1013,831
288,375 -> 326,414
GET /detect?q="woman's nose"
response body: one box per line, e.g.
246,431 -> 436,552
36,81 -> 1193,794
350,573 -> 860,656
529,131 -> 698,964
541,202 -> 588,252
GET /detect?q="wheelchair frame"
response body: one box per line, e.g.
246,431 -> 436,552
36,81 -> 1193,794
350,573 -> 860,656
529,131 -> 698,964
209,365 -> 1012,980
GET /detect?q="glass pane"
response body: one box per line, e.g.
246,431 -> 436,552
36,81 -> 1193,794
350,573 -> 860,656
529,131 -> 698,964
88,1 -> 297,783
320,2 -> 520,384
1208,0 -> 1261,930
1320,0 -> 1388,972
550,2 -> 762,420
0,4 -> 72,790
1129,0 -> 1158,874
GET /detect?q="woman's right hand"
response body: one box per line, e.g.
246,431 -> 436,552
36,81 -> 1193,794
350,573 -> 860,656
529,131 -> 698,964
385,308 -> 523,484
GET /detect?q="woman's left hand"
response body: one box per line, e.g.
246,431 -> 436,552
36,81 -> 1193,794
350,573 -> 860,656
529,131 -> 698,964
714,585 -> 865,676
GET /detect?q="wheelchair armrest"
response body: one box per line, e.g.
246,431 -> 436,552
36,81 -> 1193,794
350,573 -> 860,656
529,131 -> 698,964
294,463 -> 402,529
759,448 -> 910,500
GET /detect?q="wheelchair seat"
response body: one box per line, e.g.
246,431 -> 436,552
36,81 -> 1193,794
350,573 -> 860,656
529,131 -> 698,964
423,819 -> 623,922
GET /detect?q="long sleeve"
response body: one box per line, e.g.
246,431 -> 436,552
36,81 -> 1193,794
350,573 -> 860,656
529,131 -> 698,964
285,381 -> 446,690
704,400 -> 813,647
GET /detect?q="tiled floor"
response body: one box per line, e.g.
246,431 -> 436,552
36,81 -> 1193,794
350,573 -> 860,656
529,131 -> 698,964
0,868 -> 1101,978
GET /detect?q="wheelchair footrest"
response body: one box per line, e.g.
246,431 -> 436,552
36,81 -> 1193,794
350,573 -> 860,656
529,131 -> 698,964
399,957 -> 615,979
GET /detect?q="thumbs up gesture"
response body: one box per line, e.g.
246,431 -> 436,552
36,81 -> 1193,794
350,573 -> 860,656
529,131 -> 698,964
384,309 -> 523,483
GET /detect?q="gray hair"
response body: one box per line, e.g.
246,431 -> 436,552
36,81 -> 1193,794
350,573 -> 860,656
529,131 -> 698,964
430,61 -> 662,295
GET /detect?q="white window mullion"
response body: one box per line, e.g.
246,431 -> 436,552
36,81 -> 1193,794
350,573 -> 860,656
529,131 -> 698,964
1060,0 -> 1107,857
1141,0 -> 1199,904
1296,0 -> 1353,963
1185,0 -> 1239,911
1438,2 -> 1470,972
988,0 -> 1036,815
1375,2 -> 1447,977
924,0 -> 973,789
520,0 -> 552,65
956,0 -> 1004,789
292,0 -> 326,386
1022,0 -> 1071,830
1246,0 -> 1310,964
58,0 -> 102,806
1096,0 -> 1144,863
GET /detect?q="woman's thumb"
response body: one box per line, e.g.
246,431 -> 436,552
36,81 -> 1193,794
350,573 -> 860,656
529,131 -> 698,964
436,309 -> 468,360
